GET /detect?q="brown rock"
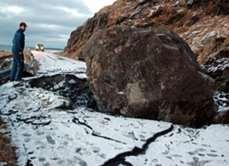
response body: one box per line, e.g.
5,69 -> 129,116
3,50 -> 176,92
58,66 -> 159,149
64,12 -> 109,60
0,50 -> 38,85
0,51 -> 11,60
214,111 -> 229,123
83,25 -> 216,127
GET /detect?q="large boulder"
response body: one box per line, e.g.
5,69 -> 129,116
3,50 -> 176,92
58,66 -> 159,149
83,25 -> 216,127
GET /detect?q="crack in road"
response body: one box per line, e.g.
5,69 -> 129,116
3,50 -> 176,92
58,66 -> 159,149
101,124 -> 174,166
72,117 -> 127,145
16,115 -> 51,126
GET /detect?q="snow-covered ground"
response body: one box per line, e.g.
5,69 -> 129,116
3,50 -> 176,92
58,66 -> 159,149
31,50 -> 87,79
0,51 -> 229,166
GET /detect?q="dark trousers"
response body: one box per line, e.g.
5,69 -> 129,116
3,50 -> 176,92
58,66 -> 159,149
10,54 -> 24,81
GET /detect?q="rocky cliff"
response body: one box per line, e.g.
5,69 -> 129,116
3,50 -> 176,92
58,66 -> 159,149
64,0 -> 229,64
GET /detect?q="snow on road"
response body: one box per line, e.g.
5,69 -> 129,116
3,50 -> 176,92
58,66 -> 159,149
32,50 -> 87,78
0,82 -> 172,166
0,51 -> 229,166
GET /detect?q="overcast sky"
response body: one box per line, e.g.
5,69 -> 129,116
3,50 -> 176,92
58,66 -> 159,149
0,0 -> 115,49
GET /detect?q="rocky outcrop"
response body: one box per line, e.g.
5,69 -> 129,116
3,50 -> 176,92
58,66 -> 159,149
203,47 -> 229,123
64,12 -> 109,60
0,50 -> 39,85
28,74 -> 97,110
214,111 -> 229,123
0,51 -> 12,73
203,47 -> 229,87
64,0 -> 229,63
187,0 -> 229,15
0,51 -> 11,60
83,25 -> 216,127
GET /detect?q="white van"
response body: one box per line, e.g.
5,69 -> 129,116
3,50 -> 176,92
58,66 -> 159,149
35,43 -> 45,52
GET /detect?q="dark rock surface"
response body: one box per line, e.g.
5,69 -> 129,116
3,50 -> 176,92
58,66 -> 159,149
64,12 -> 109,60
187,0 -> 229,14
28,74 -> 97,110
83,25 -> 216,127
0,51 -> 38,85
214,110 -> 229,123
203,48 -> 229,92
203,47 -> 229,123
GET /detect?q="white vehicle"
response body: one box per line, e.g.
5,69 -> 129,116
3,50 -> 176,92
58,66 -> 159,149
35,43 -> 45,52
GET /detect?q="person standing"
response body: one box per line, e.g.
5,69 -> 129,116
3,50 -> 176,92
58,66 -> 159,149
10,22 -> 27,81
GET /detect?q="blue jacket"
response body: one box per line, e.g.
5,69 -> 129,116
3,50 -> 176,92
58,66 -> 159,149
12,29 -> 25,55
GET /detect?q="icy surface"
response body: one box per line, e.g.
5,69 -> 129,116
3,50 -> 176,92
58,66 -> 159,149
205,57 -> 229,74
0,51 -> 229,166
32,50 -> 87,78
126,125 -> 229,166
0,82 -> 171,166
214,91 -> 229,112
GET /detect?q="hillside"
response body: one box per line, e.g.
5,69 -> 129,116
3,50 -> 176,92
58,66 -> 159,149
64,0 -> 229,64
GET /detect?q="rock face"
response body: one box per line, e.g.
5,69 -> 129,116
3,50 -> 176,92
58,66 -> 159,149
204,48 -> 229,87
203,47 -> 229,123
0,51 -> 11,60
83,25 -> 216,127
0,50 -> 39,85
28,74 -> 97,110
64,0 -> 229,63
65,12 -> 109,60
